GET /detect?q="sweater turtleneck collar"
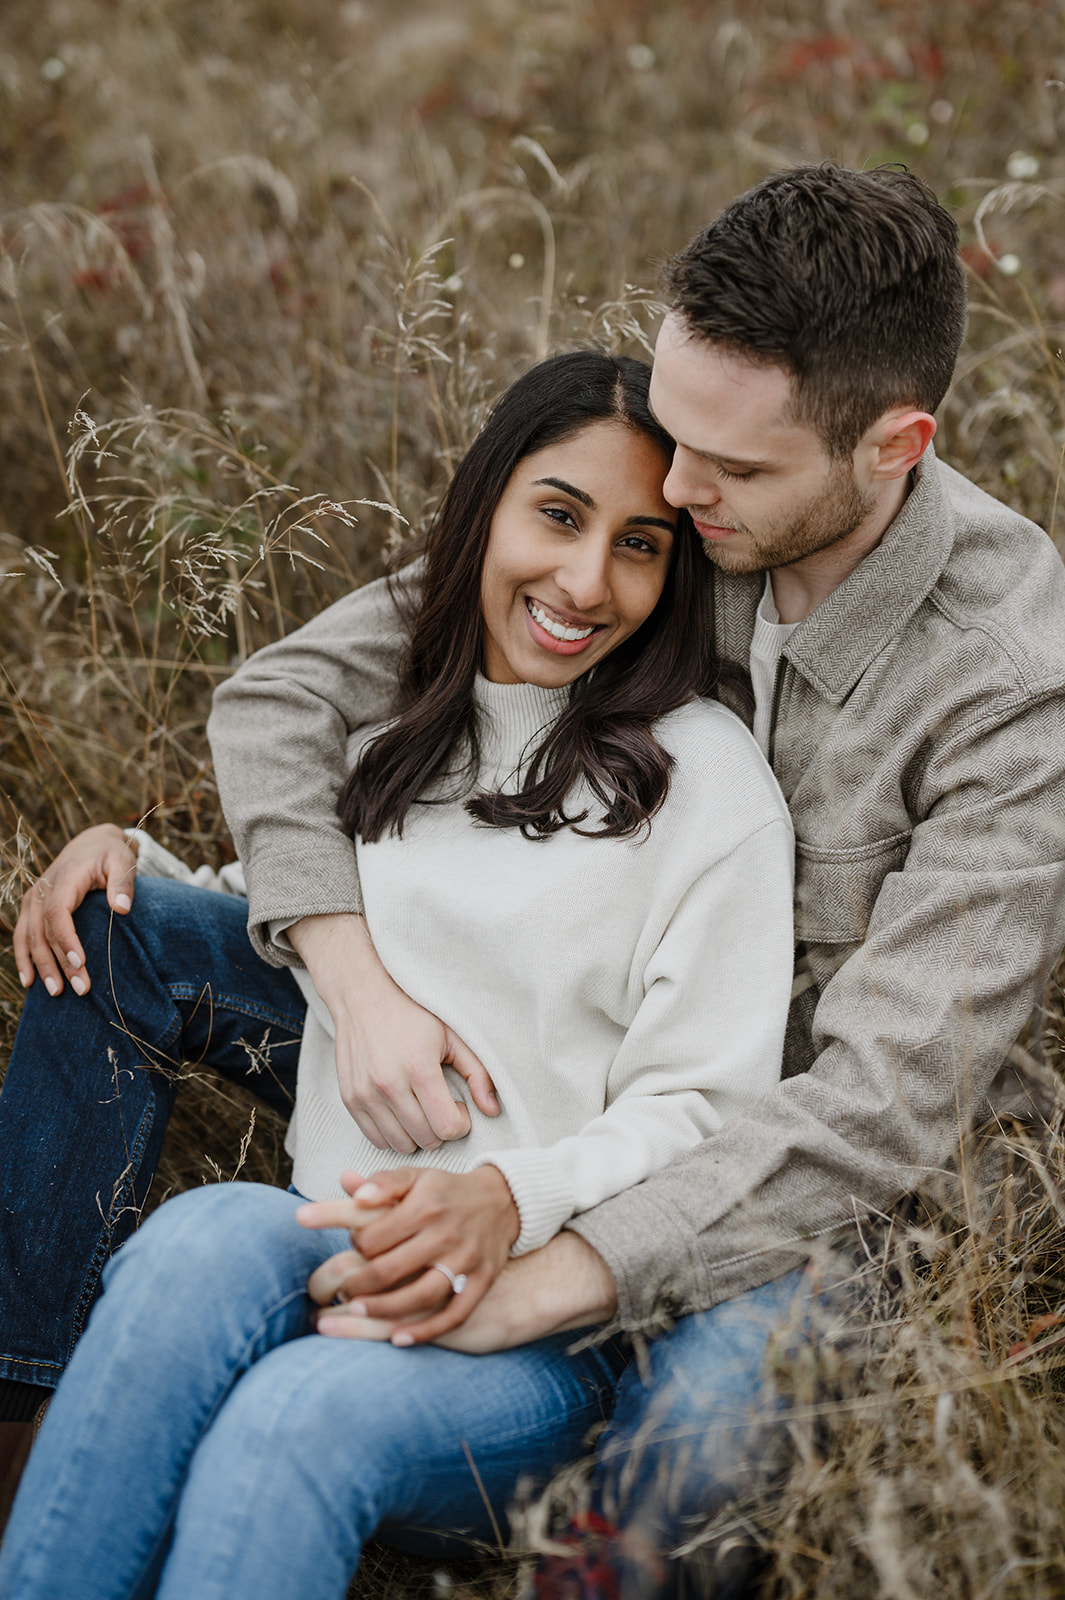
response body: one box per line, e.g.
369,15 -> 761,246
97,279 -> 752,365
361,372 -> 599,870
472,675 -> 571,771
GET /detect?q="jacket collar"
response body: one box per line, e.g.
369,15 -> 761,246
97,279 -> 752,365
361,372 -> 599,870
713,444 -> 956,706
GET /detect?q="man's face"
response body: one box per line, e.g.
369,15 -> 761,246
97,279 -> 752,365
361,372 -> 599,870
649,313 -> 878,575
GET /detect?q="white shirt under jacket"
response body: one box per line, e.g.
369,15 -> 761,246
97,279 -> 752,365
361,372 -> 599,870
284,676 -> 795,1254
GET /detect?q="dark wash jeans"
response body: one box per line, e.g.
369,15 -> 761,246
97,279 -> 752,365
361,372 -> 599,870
0,876 -> 307,1413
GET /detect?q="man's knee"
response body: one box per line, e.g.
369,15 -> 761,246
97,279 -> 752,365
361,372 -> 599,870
75,875 -> 247,973
595,1269 -> 813,1530
107,1183 -> 305,1283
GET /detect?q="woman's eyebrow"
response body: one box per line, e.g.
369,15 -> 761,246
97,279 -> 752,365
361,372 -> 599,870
534,475 -> 594,507
625,514 -> 677,534
533,477 -> 675,533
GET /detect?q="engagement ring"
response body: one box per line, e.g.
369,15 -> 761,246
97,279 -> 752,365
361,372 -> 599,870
430,1262 -> 467,1295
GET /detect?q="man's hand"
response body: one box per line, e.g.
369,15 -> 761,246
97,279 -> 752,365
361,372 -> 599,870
300,1164 -> 521,1342
12,824 -> 137,997
287,913 -> 499,1154
309,1221 -> 619,1352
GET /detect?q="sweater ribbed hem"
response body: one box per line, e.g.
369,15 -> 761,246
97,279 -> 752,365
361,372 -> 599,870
289,1088 -> 476,1199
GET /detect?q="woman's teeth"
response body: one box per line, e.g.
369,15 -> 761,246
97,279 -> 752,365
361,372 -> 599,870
527,599 -> 596,642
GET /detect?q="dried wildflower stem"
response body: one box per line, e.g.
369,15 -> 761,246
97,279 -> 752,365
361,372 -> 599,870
7,277 -> 101,671
138,139 -> 209,410
443,188 -> 557,360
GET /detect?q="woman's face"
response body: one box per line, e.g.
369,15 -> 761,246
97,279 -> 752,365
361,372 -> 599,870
480,420 -> 678,687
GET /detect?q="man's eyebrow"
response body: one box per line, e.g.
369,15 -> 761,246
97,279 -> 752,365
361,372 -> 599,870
534,477 -> 676,534
647,400 -> 772,472
694,448 -> 773,471
663,440 -> 773,471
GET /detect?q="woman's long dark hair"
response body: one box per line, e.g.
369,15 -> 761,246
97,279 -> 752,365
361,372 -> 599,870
339,350 -> 743,843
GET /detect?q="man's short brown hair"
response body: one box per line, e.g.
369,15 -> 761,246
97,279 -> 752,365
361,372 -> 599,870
664,163 -> 967,457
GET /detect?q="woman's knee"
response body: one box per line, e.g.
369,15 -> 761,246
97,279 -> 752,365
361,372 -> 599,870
191,1339 -> 399,1514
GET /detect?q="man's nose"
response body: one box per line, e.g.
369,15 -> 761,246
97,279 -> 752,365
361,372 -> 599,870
663,449 -> 717,510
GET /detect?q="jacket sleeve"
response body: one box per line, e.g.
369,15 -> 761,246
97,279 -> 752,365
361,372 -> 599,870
474,818 -> 794,1255
568,687 -> 1065,1330
207,566 -> 420,965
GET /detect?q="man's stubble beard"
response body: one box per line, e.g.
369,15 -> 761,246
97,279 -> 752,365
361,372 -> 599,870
697,462 -> 878,577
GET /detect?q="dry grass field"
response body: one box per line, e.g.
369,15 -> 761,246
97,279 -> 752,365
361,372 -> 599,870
2,0 -> 1065,1593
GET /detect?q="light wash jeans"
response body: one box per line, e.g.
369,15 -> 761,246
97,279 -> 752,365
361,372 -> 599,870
0,1183 -> 629,1600
0,878 -> 827,1597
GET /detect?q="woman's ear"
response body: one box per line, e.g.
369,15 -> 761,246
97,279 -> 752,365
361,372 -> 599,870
868,409 -> 937,481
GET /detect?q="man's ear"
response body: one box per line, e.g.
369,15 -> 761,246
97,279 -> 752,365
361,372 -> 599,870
869,409 -> 937,480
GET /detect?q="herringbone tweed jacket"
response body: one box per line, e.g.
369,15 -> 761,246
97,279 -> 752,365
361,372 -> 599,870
209,447 -> 1065,1330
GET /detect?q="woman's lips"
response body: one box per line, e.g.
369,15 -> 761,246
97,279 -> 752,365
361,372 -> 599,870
524,596 -> 605,656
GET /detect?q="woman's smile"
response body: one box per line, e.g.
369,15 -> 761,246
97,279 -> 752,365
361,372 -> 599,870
523,596 -> 604,652
480,420 -> 677,687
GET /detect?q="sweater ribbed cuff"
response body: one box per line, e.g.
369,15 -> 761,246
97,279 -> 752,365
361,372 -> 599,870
473,1150 -> 575,1255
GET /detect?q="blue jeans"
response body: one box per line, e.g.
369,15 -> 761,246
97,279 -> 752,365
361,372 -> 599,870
0,877 -> 306,1404
0,877 -> 827,1594
590,1269 -> 825,1597
0,1184 -> 628,1600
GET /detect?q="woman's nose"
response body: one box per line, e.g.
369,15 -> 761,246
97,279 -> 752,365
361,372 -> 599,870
557,540 -> 612,610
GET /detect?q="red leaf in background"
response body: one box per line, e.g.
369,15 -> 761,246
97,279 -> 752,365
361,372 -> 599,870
960,242 -> 997,280
783,35 -> 854,78
97,183 -> 151,215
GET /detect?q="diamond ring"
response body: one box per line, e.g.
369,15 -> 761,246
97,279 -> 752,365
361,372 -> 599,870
430,1262 -> 468,1295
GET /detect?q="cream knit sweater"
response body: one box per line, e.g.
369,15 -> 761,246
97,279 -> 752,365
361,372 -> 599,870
284,677 -> 795,1254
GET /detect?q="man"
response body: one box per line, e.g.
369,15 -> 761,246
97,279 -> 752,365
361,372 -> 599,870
5,164 -> 1065,1594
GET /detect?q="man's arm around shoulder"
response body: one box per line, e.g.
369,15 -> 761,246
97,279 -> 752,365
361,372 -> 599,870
207,565 -> 421,961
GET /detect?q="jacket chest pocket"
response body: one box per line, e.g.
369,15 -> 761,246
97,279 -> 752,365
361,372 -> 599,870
794,832 -> 911,947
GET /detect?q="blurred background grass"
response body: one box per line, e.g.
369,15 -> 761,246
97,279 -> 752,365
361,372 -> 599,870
2,0 -> 1065,1593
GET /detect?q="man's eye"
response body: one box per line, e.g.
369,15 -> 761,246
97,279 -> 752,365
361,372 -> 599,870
717,466 -> 753,483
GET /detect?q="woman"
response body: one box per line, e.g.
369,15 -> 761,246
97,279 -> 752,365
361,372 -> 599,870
0,352 -> 793,1600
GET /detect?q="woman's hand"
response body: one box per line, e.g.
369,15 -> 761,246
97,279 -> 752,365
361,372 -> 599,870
12,824 -> 138,997
287,914 -> 499,1154
299,1164 -> 521,1344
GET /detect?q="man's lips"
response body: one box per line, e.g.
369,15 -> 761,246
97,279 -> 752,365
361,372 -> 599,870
523,596 -> 606,657
691,515 -> 741,542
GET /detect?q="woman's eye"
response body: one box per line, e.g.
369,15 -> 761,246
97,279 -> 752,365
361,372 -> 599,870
618,533 -> 658,556
542,505 -> 578,528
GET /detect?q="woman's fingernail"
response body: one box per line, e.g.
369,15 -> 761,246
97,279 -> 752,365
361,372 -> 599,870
391,1332 -> 414,1347
115,894 -> 132,911
45,977 -> 59,996
348,1301 -> 367,1318
18,970 -> 31,987
354,1183 -> 382,1202
67,951 -> 82,969
71,975 -> 87,996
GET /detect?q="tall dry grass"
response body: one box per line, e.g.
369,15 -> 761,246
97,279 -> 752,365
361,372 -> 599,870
2,0 -> 1065,1592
